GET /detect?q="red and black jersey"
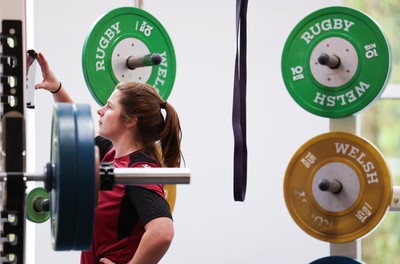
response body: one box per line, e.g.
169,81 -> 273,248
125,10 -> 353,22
81,136 -> 172,264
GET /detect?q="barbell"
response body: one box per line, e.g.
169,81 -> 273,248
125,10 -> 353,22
19,7 -> 183,251
20,103 -> 190,251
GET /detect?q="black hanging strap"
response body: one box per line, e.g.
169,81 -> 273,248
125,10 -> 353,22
232,0 -> 248,201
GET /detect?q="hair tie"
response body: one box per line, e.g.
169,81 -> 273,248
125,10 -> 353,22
161,101 -> 167,109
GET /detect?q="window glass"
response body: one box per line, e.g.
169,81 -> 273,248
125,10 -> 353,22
344,0 -> 400,84
342,1 -> 400,263
359,100 -> 400,263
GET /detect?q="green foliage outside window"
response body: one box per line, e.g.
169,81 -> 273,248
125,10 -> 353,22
359,101 -> 400,264
344,1 -> 400,263
345,0 -> 400,84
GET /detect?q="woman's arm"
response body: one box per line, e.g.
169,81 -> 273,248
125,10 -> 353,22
127,217 -> 174,264
35,51 -> 101,136
99,217 -> 174,264
35,52 -> 74,103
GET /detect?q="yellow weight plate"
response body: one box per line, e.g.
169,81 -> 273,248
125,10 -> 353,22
284,132 -> 392,243
164,184 -> 176,213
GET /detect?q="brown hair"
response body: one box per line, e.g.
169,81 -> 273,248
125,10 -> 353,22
115,82 -> 182,168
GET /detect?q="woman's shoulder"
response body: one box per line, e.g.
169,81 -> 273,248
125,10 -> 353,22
128,151 -> 160,168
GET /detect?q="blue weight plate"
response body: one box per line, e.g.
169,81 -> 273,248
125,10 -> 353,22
72,104 -> 96,250
310,256 -> 364,264
50,103 -> 79,250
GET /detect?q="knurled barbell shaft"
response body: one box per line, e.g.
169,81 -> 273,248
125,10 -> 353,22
317,53 -> 341,69
318,178 -> 342,194
0,167 -> 190,185
0,172 -> 45,182
126,53 -> 162,70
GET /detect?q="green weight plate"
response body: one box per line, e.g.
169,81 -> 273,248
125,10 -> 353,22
82,7 -> 176,105
310,256 -> 364,263
50,103 -> 79,250
26,187 -> 50,223
72,104 -> 96,250
281,6 -> 391,118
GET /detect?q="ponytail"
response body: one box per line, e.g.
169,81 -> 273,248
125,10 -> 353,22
116,82 -> 182,168
159,102 -> 181,168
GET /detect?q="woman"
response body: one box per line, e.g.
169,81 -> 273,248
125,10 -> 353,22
35,52 -> 181,264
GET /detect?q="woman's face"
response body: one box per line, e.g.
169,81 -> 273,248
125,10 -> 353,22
97,89 -> 125,140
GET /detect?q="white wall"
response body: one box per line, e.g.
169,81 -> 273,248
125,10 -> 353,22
30,0 -> 342,263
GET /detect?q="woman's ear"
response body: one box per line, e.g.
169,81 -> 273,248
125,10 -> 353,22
125,116 -> 138,128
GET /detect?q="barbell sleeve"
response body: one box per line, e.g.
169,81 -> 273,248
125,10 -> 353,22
113,168 -> 191,185
33,197 -> 50,213
126,53 -> 162,70
318,178 -> 342,194
390,186 -> 400,211
317,53 -> 341,69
